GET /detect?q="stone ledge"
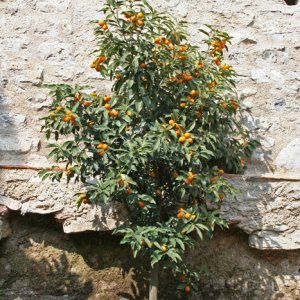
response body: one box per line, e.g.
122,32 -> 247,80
0,169 -> 299,250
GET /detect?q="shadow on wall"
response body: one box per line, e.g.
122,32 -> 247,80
1,212 -> 299,300
0,212 -> 150,300
189,228 -> 300,300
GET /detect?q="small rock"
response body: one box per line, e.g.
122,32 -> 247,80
275,138 -> 300,172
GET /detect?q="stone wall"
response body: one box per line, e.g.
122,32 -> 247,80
0,0 -> 300,299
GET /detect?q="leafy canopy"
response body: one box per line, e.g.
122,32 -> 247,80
39,0 -> 258,294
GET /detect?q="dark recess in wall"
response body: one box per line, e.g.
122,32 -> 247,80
284,0 -> 298,5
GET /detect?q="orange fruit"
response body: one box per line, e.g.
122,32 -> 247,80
102,24 -> 108,30
103,95 -> 111,102
115,73 -> 122,79
219,193 -> 225,200
188,138 -> 193,144
221,103 -> 228,109
218,169 -> 224,175
185,213 -> 191,219
183,73 -> 192,81
130,15 -> 137,22
210,176 -> 217,183
191,214 -> 196,221
190,90 -> 197,97
154,37 -> 161,44
139,62 -> 147,69
175,129 -> 181,135
178,208 -> 184,213
138,200 -> 145,208
63,116 -> 71,122
102,143 -> 109,150
137,12 -> 144,19
95,64 -> 101,72
177,213 -> 184,219
98,150 -> 105,156
90,91 -> 97,97
104,103 -> 111,110
84,101 -> 91,107
184,285 -> 191,293
180,102 -> 186,108
169,44 -> 174,50
136,20 -> 143,26
55,106 -> 63,112
98,56 -> 106,63
187,176 -> 193,184
179,46 -> 185,52
179,136 -> 186,143
184,132 -> 191,138
96,143 -> 104,149
169,119 -> 175,126
98,20 -> 105,26
112,110 -> 119,117
126,188 -> 133,195
117,179 -> 124,186
161,245 -> 167,252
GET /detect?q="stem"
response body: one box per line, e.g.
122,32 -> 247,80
149,263 -> 159,300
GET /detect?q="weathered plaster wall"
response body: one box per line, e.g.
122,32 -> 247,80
0,0 -> 300,298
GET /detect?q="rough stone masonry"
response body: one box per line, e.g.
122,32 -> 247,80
0,0 -> 300,298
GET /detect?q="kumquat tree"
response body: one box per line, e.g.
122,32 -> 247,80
39,0 -> 258,299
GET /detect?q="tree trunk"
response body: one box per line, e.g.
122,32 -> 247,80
149,263 -> 159,300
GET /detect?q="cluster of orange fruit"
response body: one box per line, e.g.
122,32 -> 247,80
168,71 -> 193,85
124,11 -> 144,26
176,207 -> 196,220
96,142 -> 109,156
210,39 -> 226,55
62,109 -> 76,125
102,95 -> 119,117
185,171 -> 196,185
178,275 -> 191,293
219,99 -> 238,111
98,20 -> 108,30
153,36 -> 173,50
220,63 -> 232,71
117,179 -> 133,195
90,55 -> 106,72
167,120 -> 194,144
180,89 -> 198,108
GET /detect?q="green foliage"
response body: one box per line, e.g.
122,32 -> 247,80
39,0 -> 258,295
